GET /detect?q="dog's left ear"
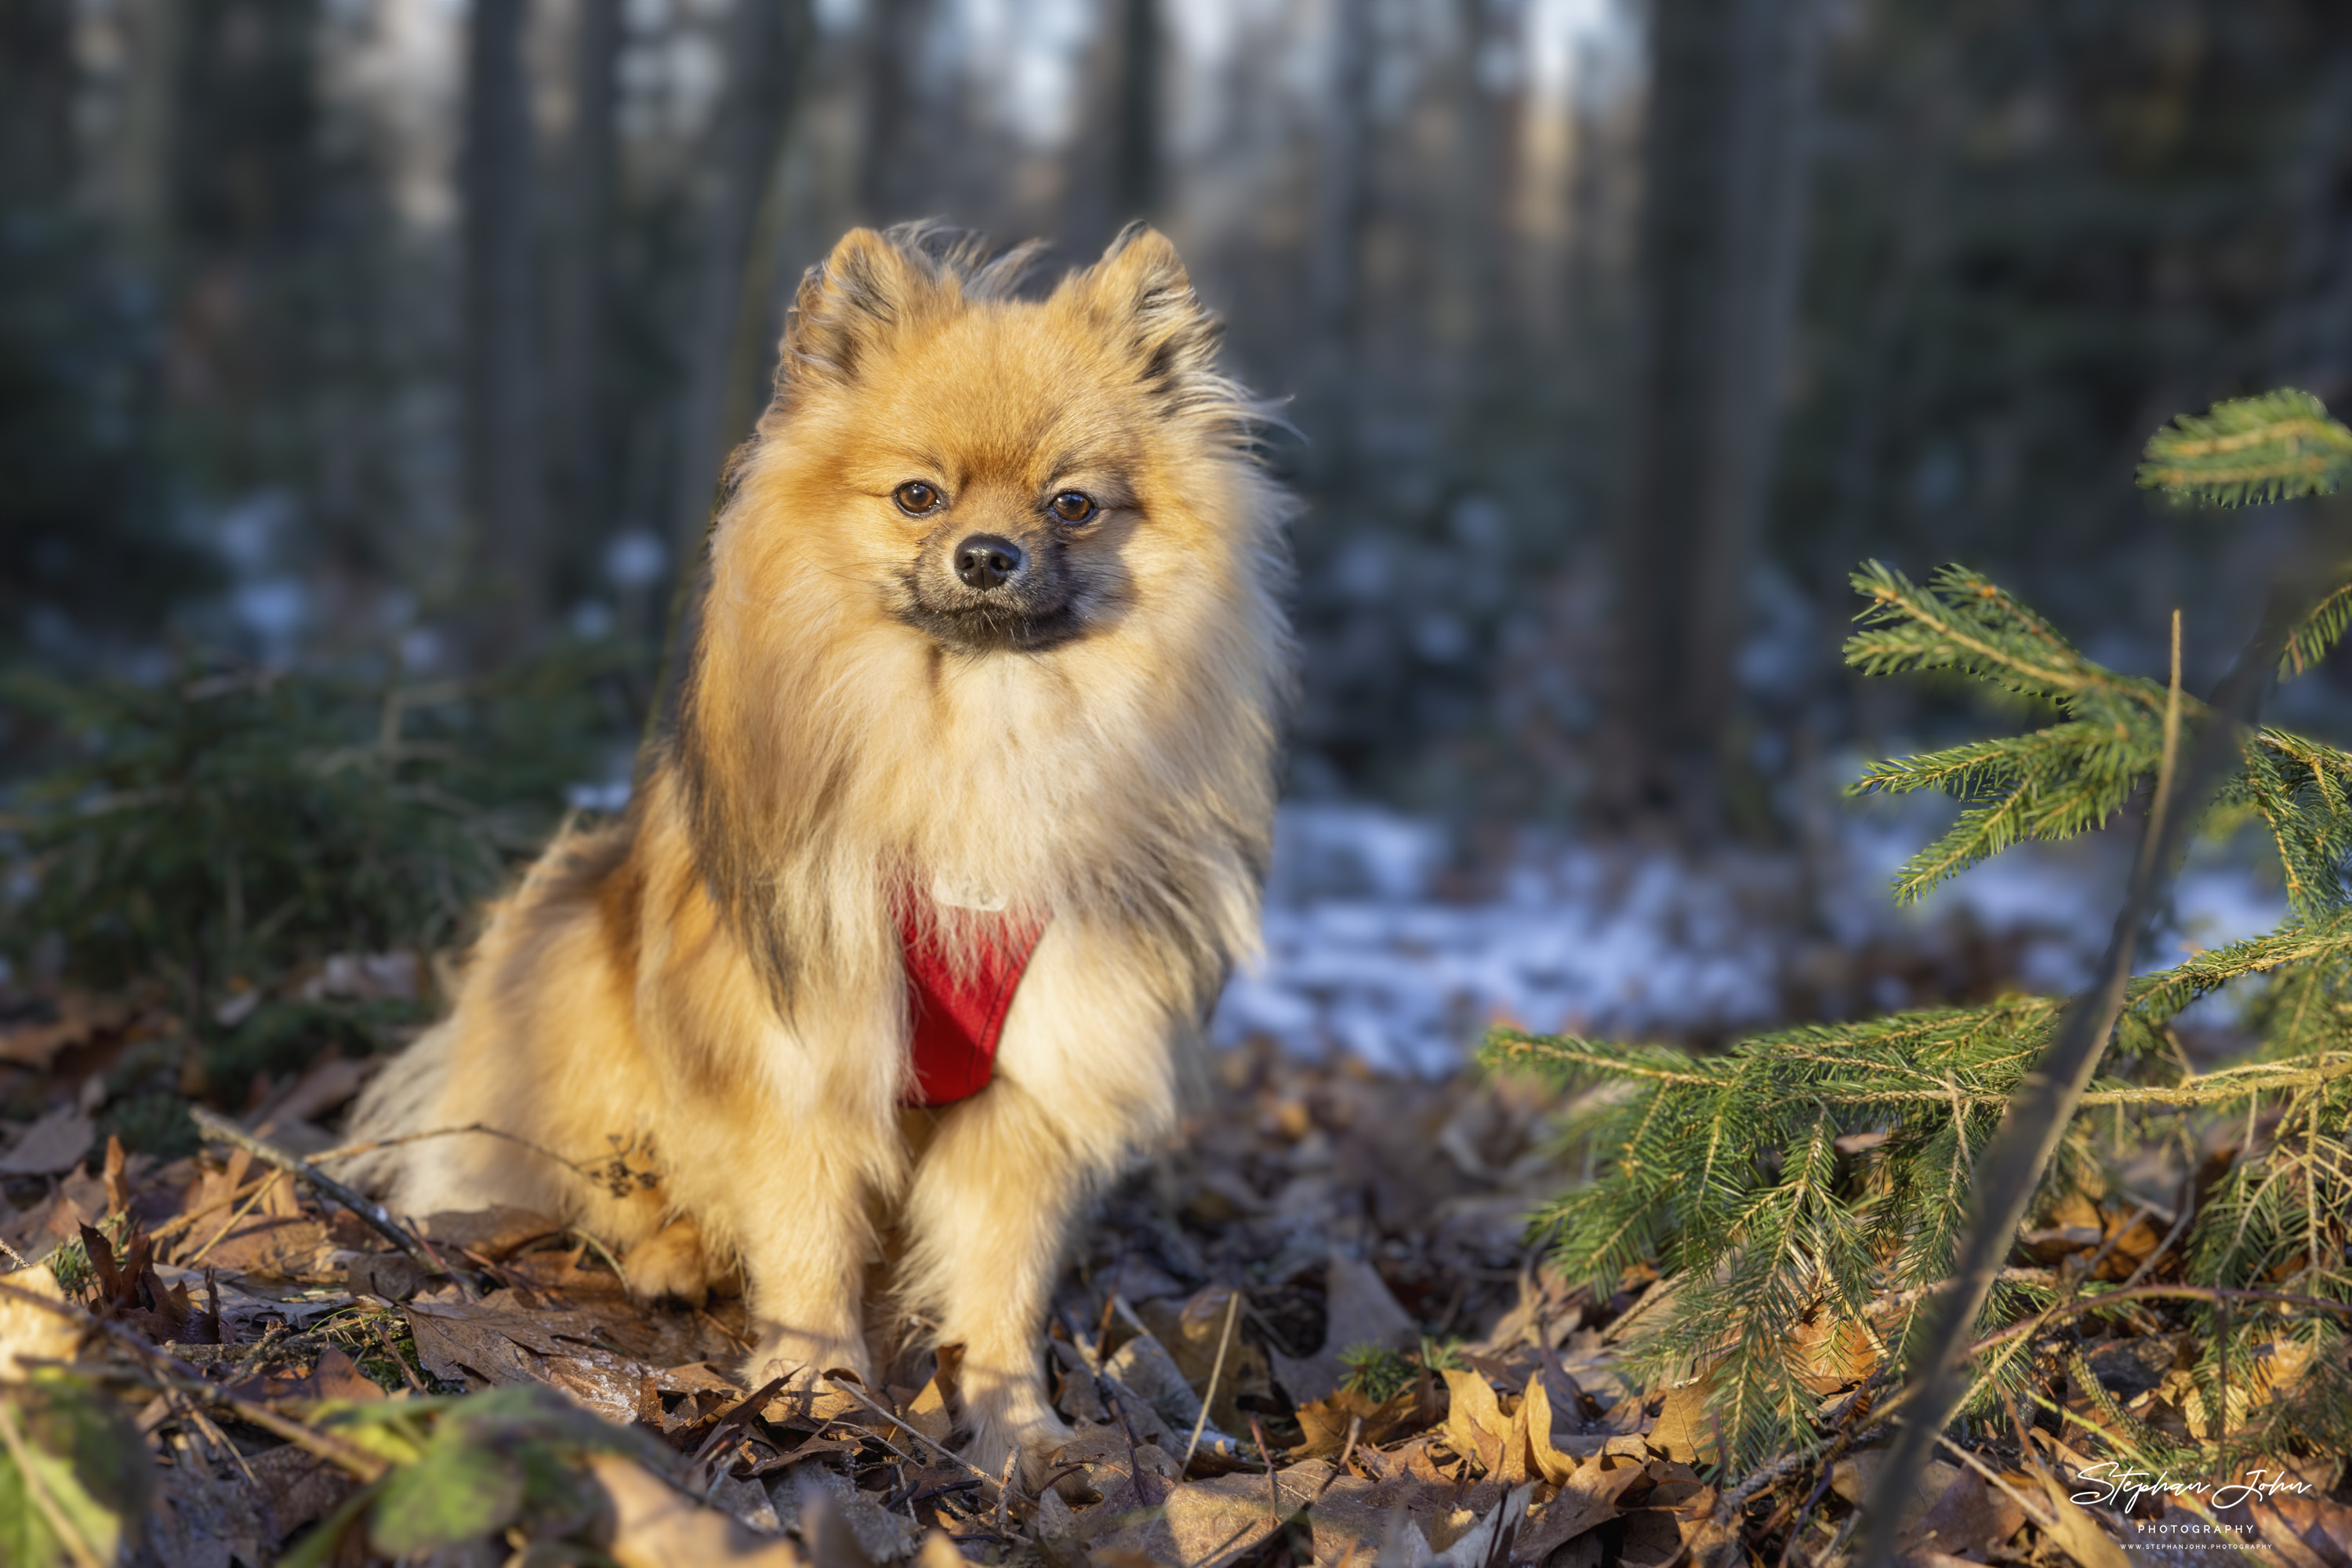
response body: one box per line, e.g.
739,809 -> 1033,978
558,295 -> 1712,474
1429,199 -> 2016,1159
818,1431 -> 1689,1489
1069,223 -> 1221,396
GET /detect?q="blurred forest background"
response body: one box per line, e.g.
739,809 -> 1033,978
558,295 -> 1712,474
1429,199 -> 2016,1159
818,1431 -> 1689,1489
9,0 -> 2352,853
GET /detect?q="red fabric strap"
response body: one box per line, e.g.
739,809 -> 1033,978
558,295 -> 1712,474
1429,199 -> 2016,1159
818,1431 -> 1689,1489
897,896 -> 1045,1107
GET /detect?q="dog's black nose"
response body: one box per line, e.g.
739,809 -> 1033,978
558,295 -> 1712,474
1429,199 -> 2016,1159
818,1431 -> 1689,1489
953,534 -> 1025,590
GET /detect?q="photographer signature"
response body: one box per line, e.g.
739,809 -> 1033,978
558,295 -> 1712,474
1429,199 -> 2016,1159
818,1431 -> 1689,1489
2071,1462 -> 2317,1512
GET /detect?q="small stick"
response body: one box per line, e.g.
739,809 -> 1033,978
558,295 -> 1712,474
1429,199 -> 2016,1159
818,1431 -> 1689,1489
1316,1415 -> 1364,1501
1183,1288 -> 1243,1472
307,1121 -> 593,1178
0,1235 -> 29,1271
1250,1413 -> 1280,1509
817,1371 -> 1029,1503
995,1454 -> 1016,1537
186,1169 -> 283,1265
374,1316 -> 427,1394
189,1107 -> 470,1301
146,1174 -> 273,1245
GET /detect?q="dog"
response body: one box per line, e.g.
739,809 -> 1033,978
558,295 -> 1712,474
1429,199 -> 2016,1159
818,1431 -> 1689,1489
347,223 -> 1292,1481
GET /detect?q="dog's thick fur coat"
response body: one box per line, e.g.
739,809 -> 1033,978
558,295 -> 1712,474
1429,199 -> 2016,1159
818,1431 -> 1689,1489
347,224 -> 1290,1479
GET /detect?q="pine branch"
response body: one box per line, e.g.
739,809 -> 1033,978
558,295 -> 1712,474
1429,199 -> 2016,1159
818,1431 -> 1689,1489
2136,388 -> 2352,508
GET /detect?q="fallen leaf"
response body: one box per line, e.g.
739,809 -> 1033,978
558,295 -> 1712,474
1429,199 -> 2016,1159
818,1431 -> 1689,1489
2034,1468 -> 2131,1568
1443,1367 -> 1507,1474
1904,1466 -> 2024,1562
1509,1453 -> 1646,1564
1646,1376 -> 1723,1468
590,1453 -> 808,1566
0,1262 -> 83,1377
1436,1483 -> 1533,1568
1270,1252 -> 1419,1404
0,1104 -> 95,1176
0,996 -> 132,1071
2250,1494 -> 2352,1568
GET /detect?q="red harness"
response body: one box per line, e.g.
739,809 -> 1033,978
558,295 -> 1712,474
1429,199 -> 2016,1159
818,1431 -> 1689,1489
895,896 -> 1045,1107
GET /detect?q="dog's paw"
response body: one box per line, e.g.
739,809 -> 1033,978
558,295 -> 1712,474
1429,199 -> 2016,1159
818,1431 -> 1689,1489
964,1399 -> 1076,1491
619,1218 -> 713,1307
739,1330 -> 872,1397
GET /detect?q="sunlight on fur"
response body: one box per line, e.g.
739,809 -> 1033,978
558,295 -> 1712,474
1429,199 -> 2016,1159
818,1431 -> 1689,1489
346,223 -> 1294,1484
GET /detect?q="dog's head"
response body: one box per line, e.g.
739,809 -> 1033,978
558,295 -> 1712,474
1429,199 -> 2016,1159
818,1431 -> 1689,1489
721,223 -> 1270,659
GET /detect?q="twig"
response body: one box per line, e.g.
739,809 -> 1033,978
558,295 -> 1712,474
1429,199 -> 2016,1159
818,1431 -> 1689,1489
0,1235 -> 30,1271
374,1316 -> 427,1394
815,1371 -> 1028,1503
1965,1283 -> 2352,1356
1183,1288 -> 1242,1472
1250,1413 -> 1279,1508
189,1107 -> 471,1301
1317,1415 -> 1364,1501
1857,577 -> 2300,1568
147,1174 -> 274,1246
307,1121 -> 594,1178
187,1169 -> 283,1266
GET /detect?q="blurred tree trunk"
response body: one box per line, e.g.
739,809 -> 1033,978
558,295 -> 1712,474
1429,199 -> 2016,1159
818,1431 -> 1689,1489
1113,0 -> 1161,224
0,0 -> 71,202
1606,0 -> 1821,832
662,0 -> 811,615
858,0 -> 924,224
464,0 -> 546,664
1306,0 -> 1374,492
547,0 -> 621,581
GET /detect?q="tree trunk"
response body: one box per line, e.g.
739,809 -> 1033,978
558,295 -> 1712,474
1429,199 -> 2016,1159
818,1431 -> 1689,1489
1112,0 -> 1161,224
1606,0 -> 1822,831
464,0 -> 546,665
858,0 -> 924,225
546,0 -> 621,586
1305,0 -> 1374,492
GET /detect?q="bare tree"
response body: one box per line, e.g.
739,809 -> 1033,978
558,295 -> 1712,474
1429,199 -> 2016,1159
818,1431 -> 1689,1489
1114,0 -> 1162,223
464,0 -> 546,662
664,0 -> 812,585
858,0 -> 927,224
546,0 -> 622,575
1606,0 -> 1822,829
1305,0 -> 1374,493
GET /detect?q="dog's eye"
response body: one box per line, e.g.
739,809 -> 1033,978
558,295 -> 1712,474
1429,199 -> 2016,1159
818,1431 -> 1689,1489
1048,490 -> 1097,524
894,481 -> 942,515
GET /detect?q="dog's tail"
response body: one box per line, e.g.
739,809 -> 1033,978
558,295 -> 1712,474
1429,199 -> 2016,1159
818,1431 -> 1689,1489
337,1022 -> 453,1203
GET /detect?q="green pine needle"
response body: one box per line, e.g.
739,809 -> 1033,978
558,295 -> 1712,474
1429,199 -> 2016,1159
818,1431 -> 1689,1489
2136,387 -> 2352,507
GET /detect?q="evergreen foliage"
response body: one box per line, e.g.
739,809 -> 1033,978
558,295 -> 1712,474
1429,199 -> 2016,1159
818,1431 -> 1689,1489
1490,390 -> 2352,1475
0,641 -> 642,1109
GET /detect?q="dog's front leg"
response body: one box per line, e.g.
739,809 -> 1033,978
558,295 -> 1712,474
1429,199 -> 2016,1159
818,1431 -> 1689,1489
897,1076 -> 1100,1484
728,1112 -> 893,1394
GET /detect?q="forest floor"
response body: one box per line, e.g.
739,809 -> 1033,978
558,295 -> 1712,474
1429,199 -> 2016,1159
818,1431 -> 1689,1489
2,1002 -> 2347,1567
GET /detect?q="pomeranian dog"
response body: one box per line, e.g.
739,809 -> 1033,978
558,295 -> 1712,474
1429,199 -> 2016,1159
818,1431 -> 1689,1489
347,223 -> 1290,1480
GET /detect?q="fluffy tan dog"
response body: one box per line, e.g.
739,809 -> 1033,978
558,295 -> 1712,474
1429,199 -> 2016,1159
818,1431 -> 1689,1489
347,223 -> 1290,1480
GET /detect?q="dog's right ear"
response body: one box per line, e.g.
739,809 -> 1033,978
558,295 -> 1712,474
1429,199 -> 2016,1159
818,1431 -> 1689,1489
778,228 -> 923,389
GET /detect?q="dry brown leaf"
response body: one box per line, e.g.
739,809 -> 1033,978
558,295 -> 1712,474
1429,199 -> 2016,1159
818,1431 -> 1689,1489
1904,1467 -> 2025,1562
1646,1376 -> 1722,1468
1509,1453 -> 1646,1565
2033,1468 -> 2131,1568
591,1453 -> 808,1566
902,1343 -> 960,1446
2250,1494 -> 2352,1568
0,994 -> 132,1071
1443,1367 -> 1508,1474
0,1262 -> 82,1377
1271,1252 -> 1418,1404
0,1103 -> 95,1176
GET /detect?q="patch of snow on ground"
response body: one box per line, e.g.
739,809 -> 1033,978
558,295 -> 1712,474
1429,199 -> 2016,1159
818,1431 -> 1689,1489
1212,803 -> 2285,1075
